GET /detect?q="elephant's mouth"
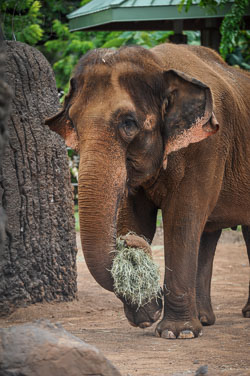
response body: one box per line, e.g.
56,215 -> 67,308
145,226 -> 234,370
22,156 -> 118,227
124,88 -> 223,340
126,158 -> 153,190
123,296 -> 163,328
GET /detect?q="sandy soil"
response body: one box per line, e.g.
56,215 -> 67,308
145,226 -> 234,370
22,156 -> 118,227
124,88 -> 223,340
0,229 -> 249,376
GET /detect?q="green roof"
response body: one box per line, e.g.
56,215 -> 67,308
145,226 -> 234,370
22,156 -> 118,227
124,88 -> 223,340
67,0 -> 249,32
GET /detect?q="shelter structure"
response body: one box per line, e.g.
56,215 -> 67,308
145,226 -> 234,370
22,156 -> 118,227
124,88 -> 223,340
67,0 -> 250,51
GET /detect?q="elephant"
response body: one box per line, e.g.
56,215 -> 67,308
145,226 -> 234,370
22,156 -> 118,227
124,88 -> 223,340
46,43 -> 250,339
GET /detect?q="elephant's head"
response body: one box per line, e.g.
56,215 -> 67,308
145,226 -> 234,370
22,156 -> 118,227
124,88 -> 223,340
46,46 -> 218,294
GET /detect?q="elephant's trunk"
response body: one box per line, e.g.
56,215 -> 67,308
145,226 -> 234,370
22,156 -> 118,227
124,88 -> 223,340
78,139 -> 126,292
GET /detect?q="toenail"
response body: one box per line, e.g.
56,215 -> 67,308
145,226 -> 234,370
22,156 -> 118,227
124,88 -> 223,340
178,330 -> 195,339
128,320 -> 137,327
161,330 -> 176,339
139,321 -> 152,329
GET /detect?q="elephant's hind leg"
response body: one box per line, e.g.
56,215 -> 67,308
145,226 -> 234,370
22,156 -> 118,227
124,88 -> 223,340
196,229 -> 222,326
242,225 -> 250,318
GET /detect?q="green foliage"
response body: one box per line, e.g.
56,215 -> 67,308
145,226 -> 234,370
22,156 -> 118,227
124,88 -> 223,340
179,0 -> 228,14
184,30 -> 201,45
44,21 -> 93,89
157,210 -> 163,227
220,0 -> 249,59
1,0 -> 43,45
102,31 -> 174,49
180,0 -> 250,64
226,30 -> 250,70
67,148 -> 79,184
74,206 -> 80,232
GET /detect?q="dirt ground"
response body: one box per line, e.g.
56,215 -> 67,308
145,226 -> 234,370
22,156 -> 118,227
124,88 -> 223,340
0,229 -> 249,376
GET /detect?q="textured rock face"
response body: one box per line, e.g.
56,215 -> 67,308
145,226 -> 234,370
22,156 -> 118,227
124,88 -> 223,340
0,41 -> 77,316
0,43 -> 11,262
0,320 -> 121,376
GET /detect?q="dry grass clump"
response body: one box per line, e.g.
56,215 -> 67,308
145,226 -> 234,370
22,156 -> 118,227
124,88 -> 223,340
111,236 -> 161,307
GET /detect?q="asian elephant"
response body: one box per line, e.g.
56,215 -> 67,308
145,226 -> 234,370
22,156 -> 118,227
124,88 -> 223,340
46,43 -> 250,339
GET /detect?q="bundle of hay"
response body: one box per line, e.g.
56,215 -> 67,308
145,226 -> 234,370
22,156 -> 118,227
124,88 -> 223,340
111,234 -> 161,307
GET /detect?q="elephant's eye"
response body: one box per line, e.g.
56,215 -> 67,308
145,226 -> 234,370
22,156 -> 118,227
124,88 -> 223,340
119,117 -> 139,141
124,118 -> 138,135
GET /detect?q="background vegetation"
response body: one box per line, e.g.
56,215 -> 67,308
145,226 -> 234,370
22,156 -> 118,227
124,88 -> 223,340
1,0 -> 249,95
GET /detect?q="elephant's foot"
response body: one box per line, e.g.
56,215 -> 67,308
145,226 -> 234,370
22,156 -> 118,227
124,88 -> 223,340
197,300 -> 216,326
242,301 -> 250,318
155,317 -> 202,339
123,296 -> 162,329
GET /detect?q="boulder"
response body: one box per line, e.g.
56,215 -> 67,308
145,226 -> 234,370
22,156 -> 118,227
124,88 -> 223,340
0,320 -> 121,376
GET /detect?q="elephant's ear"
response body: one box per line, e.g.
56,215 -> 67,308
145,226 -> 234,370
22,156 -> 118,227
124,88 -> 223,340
45,78 -> 79,151
161,69 -> 219,169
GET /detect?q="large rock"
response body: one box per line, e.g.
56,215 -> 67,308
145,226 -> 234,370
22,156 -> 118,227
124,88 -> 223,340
0,320 -> 121,376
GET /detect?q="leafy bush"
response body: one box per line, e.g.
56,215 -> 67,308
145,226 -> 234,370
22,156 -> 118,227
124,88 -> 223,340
1,0 -> 43,45
226,30 -> 250,70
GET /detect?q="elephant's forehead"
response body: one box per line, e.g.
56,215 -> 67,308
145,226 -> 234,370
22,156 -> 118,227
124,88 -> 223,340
82,61 -> 145,90
78,63 -> 139,107
71,66 -> 136,124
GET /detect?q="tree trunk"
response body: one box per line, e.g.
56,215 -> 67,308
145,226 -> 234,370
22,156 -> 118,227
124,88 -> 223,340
0,41 -> 11,256
0,41 -> 77,316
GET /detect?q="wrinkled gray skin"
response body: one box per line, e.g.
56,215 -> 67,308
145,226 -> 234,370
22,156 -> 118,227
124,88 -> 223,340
46,43 -> 250,339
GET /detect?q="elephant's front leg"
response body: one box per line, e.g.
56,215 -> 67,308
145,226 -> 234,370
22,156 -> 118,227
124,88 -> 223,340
156,205 -> 206,339
117,188 -> 163,328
